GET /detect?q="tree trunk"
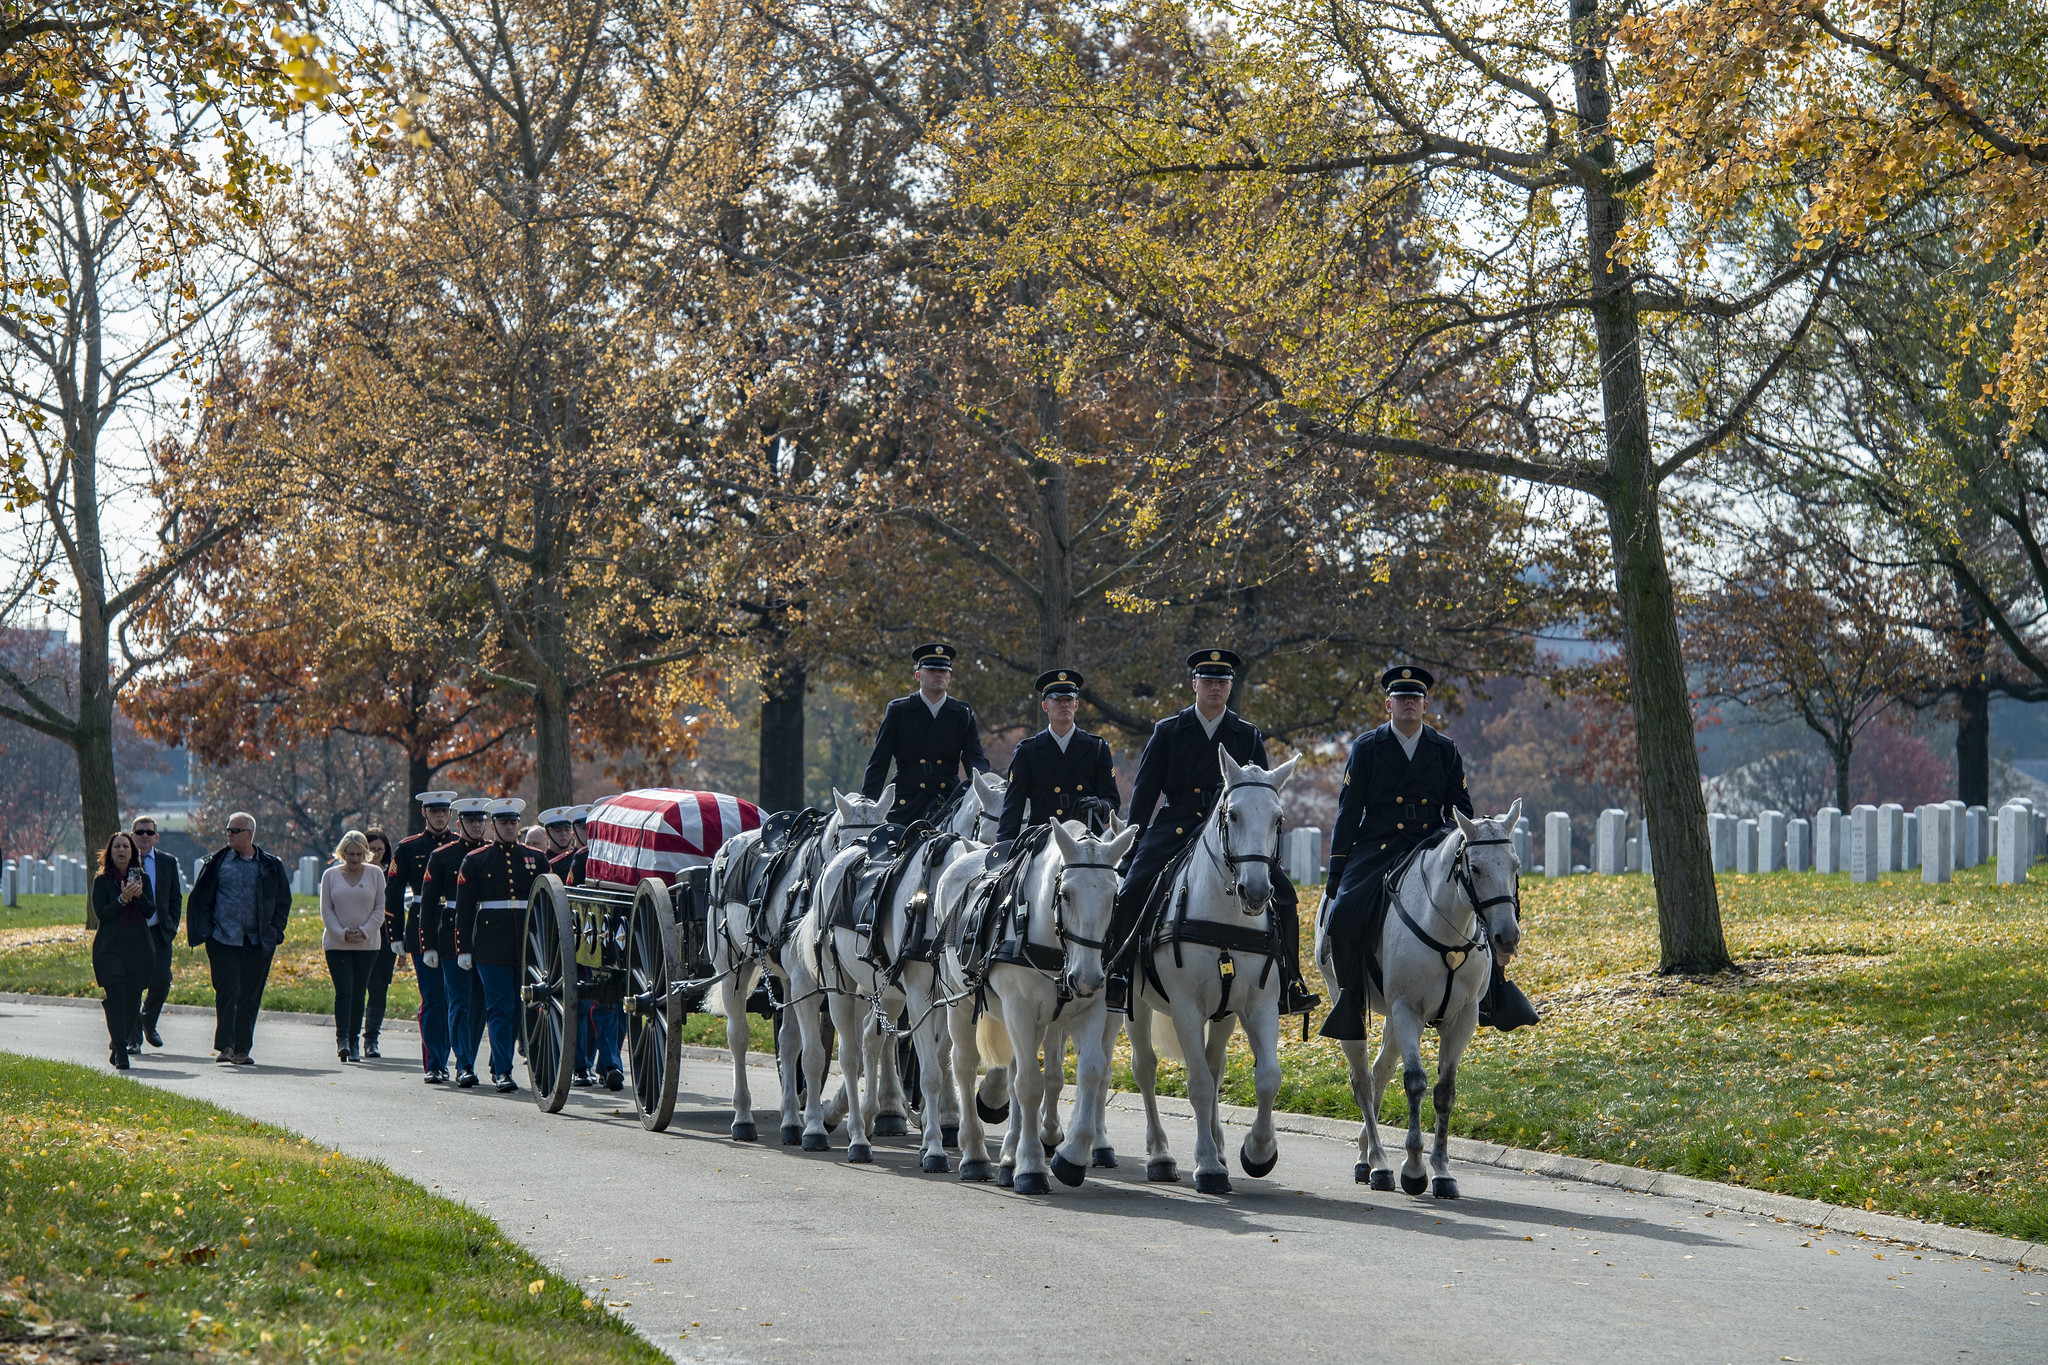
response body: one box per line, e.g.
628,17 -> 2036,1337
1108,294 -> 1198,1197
407,749 -> 433,834
1832,741 -> 1853,814
759,656 -> 808,812
1956,676 -> 1989,806
533,682 -> 575,809
1573,0 -> 1728,972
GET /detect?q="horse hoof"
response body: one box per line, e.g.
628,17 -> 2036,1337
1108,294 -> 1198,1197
873,1114 -> 908,1137
731,1121 -> 758,1143
976,1096 -> 1009,1124
1354,1162 -> 1372,1184
1369,1169 -> 1395,1192
1092,1146 -> 1118,1169
1432,1176 -> 1460,1200
847,1143 -> 873,1164
1042,1140 -> 1058,1158
941,1124 -> 960,1149
996,1166 -> 1015,1188
780,1124 -> 803,1146
1051,1153 -> 1086,1187
1014,1170 -> 1051,1196
959,1159 -> 994,1183
1238,1139 -> 1278,1179
921,1153 -> 950,1174
801,1131 -> 830,1152
1194,1170 -> 1233,1196
1400,1171 -> 1429,1196
1145,1159 -> 1180,1184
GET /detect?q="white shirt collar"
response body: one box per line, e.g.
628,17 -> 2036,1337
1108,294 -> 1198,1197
1392,722 -> 1428,760
921,692 -> 947,717
1046,725 -> 1075,753
1195,707 -> 1226,739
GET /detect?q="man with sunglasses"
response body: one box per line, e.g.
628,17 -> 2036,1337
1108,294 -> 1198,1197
185,813 -> 291,1064
123,816 -> 184,1053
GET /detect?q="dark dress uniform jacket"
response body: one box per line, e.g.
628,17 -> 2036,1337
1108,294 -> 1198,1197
549,846 -> 587,887
1123,708 -> 1270,884
1327,723 -> 1474,918
861,694 -> 991,824
455,841 -> 553,968
418,836 -> 483,958
391,829 -> 448,954
995,727 -> 1119,844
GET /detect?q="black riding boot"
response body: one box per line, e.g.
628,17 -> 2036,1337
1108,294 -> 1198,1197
1103,883 -> 1146,1015
1317,926 -> 1368,1040
1478,959 -> 1540,1032
1272,896 -> 1320,1016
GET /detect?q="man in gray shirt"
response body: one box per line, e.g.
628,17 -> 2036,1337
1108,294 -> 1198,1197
185,813 -> 293,1064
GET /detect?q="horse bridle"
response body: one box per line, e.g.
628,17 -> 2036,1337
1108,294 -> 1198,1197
1455,834 -> 1520,924
1050,859 -> 1120,952
1212,779 -> 1284,904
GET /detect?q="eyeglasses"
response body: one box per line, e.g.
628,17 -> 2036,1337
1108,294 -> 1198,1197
227,826 -> 254,836
133,829 -> 159,837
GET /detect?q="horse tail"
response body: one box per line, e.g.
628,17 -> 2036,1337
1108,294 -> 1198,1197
975,1012 -> 1013,1068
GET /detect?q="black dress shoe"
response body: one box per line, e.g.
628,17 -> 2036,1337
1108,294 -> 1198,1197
572,1069 -> 596,1088
601,1067 -> 624,1093
347,1042 -> 363,1063
1103,973 -> 1131,1015
111,1048 -> 130,1071
457,1069 -> 479,1088
424,1069 -> 447,1085
126,1039 -> 143,1055
1280,979 -> 1322,1017
144,1026 -> 165,1048
495,1075 -> 518,1094
363,1039 -> 381,1059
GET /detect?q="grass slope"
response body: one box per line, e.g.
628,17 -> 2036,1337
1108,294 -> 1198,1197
0,1052 -> 664,1364
0,897 -> 422,1021
1124,865 -> 2048,1242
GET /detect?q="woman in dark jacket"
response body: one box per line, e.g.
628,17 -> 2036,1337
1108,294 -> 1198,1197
91,831 -> 159,1070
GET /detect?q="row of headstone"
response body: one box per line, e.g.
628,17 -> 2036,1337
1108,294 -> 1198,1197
1530,811 -> 1650,878
1,855 -> 91,898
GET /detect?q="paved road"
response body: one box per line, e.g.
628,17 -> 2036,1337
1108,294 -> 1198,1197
3,1000 -> 2036,1364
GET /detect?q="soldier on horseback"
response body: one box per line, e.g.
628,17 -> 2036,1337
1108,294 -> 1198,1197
1105,649 -> 1320,1017
1319,666 -> 1538,1040
994,669 -> 1120,843
862,643 -> 991,826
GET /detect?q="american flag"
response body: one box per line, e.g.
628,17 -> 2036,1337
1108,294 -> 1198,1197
584,789 -> 762,887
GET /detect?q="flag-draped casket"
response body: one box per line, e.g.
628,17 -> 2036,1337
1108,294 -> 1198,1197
583,789 -> 762,888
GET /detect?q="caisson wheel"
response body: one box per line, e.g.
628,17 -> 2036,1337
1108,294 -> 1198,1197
520,873 -> 578,1112
626,877 -> 685,1132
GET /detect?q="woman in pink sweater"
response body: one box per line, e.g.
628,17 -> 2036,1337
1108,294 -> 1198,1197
320,829 -> 387,1063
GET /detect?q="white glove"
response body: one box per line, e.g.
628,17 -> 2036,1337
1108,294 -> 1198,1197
457,953 -> 473,971
422,950 -> 440,969
390,941 -> 402,955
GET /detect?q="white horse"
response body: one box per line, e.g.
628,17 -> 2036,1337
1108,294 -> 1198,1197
1121,750 -> 1299,1194
706,786 -> 891,1146
796,821 -> 985,1170
937,818 -> 1135,1193
1314,802 -> 1524,1198
939,771 -> 1007,843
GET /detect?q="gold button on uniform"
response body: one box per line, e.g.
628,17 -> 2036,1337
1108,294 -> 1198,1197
1396,822 -> 1404,830
1053,786 -> 1061,792
1175,827 -> 1183,835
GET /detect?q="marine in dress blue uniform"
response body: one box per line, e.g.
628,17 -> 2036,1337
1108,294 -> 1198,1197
994,669 -> 1121,844
392,790 -> 458,1082
1319,666 -> 1536,1038
455,798 -> 553,1092
1106,649 -> 1320,1015
420,797 -> 491,1086
861,643 -> 992,825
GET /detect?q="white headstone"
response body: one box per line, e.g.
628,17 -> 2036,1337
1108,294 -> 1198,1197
1997,804 -> 2028,885
1902,812 -> 1919,868
1787,818 -> 1811,873
1814,807 -> 1842,874
1625,836 -> 1638,871
1284,827 -> 1324,885
1965,805 -> 1987,868
296,855 -> 320,897
1544,811 -> 1571,878
1759,810 -> 1786,872
1919,804 -> 1953,884
1849,805 -> 1880,883
2,862 -> 14,907
1595,809 -> 1629,875
1708,813 -> 1735,872
1636,817 -> 1653,877
1512,817 -> 1533,872
1877,804 -> 1905,871
1736,819 -> 1758,874
1946,800 -> 1967,869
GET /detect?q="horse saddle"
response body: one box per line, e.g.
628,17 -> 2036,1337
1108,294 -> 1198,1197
759,807 -> 804,854
1339,827 -> 1455,997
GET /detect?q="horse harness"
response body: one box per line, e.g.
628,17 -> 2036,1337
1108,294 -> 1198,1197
1397,834 -> 1517,1029
940,825 -> 1115,1018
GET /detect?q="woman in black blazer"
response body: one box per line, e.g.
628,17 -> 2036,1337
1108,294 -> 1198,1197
91,831 -> 160,1070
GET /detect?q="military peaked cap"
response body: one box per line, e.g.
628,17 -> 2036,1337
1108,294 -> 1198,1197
1188,648 -> 1242,678
1036,668 -> 1083,697
912,642 -> 957,669
1380,664 -> 1434,696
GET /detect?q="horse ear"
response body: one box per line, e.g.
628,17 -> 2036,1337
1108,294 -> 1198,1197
1107,823 -> 1138,861
1453,807 -> 1477,839
1050,820 -> 1083,865
1504,797 -> 1523,830
876,783 -> 895,813
1219,744 -> 1242,784
831,789 -> 851,818
1270,754 -> 1300,789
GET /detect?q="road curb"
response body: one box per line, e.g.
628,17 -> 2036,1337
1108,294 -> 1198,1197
7,992 -> 2036,1269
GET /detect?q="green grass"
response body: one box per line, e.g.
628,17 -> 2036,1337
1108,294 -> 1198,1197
1116,866 -> 2048,1242
0,897 -> 422,1020
0,1053 -> 664,1364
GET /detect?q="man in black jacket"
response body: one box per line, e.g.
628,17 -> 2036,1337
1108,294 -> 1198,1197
995,669 -> 1120,844
455,798 -> 553,1092
185,813 -> 292,1065
420,797 -> 490,1086
1319,665 -> 1537,1040
1106,649 -> 1320,1016
861,643 -> 992,825
125,815 -> 184,1052
392,791 -> 457,1082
